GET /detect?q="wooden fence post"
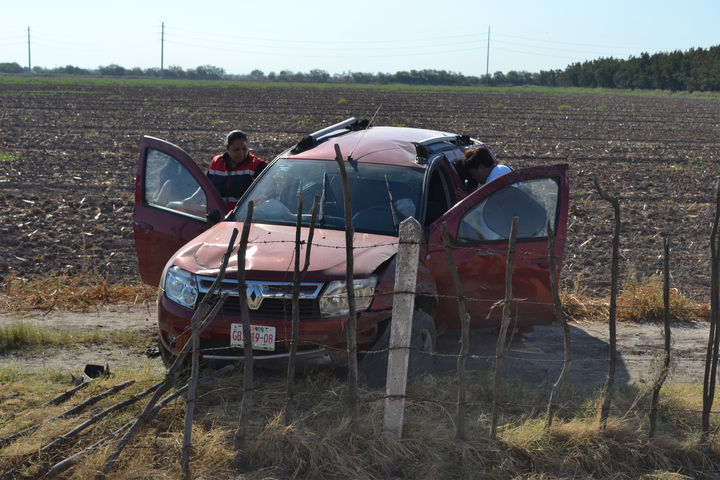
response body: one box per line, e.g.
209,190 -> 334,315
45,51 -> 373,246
181,313 -> 202,480
333,143 -> 359,428
234,203 -> 255,446
545,221 -> 571,430
46,366 -> 232,480
440,222 -> 471,441
703,180 -> 720,439
491,216 -> 518,440
383,217 -> 421,440
285,194 -> 319,425
594,177 -> 620,432
649,236 -> 671,438
99,229 -> 238,479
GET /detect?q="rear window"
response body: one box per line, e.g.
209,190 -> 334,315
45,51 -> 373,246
232,159 -> 424,236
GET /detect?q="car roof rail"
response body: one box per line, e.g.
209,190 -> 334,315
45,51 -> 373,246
291,117 -> 369,154
413,134 -> 474,164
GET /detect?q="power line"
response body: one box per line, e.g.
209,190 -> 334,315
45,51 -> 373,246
491,31 -> 644,50
1,24 -> 705,74
164,38 -> 485,60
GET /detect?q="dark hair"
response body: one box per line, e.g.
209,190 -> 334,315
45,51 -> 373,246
461,146 -> 495,169
225,130 -> 248,146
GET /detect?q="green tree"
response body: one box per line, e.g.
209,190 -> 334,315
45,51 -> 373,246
0,62 -> 23,73
98,64 -> 126,76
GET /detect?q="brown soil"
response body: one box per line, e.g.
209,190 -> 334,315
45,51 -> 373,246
1,80 -> 719,381
1,82 -> 718,301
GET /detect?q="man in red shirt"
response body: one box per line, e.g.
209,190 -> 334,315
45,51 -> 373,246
208,130 -> 267,211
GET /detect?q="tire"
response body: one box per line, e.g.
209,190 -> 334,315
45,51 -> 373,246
158,336 -> 177,369
359,309 -> 436,387
408,310 -> 436,379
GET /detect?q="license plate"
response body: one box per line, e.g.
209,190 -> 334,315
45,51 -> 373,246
230,324 -> 276,351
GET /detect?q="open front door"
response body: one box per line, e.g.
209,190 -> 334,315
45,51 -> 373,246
133,136 -> 226,286
425,164 -> 569,328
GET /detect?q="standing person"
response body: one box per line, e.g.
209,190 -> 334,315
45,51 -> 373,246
208,130 -> 267,210
461,146 -> 512,188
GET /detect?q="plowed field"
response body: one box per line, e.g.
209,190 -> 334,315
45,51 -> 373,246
1,80 -> 719,301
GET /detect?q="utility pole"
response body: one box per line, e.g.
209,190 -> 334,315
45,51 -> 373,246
27,27 -> 31,72
160,22 -> 165,76
486,26 -> 490,84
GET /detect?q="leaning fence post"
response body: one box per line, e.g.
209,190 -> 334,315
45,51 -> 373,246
594,177 -> 620,432
285,194 -> 319,425
333,143 -> 359,427
383,217 -> 421,440
99,229 -> 238,479
234,203 -> 255,446
649,236 -> 671,438
440,222 -> 471,441
491,216 -> 518,440
703,180 -> 720,439
181,310 -> 202,479
545,220 -> 571,430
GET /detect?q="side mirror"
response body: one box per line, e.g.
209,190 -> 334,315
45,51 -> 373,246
207,209 -> 221,227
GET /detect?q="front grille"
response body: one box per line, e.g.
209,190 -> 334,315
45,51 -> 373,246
196,276 -> 323,319
197,294 -> 320,317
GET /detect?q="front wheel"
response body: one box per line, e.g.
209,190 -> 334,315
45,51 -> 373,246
359,309 -> 436,387
157,336 -> 177,369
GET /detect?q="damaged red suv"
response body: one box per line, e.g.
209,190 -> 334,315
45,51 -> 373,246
133,118 -> 569,369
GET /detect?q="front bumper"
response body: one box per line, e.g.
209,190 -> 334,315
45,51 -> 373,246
157,292 -> 388,361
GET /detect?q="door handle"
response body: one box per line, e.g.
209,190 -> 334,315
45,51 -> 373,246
135,221 -> 153,234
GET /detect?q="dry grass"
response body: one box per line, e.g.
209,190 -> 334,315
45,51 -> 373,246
0,272 -> 717,478
1,271 -> 156,312
2,366 -> 720,479
561,276 -> 710,323
2,270 -> 708,326
615,278 -> 709,322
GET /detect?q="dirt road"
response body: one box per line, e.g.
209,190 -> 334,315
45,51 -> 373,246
0,305 -> 165,374
436,320 -> 710,389
1,307 -> 711,389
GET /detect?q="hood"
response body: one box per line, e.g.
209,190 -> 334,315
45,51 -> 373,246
171,222 -> 398,282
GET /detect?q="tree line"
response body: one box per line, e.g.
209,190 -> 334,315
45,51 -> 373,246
1,45 -> 718,91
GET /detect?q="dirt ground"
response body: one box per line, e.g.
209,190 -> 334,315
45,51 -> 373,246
0,304 -> 165,375
1,81 -> 719,301
1,80 -> 719,385
1,305 -> 709,390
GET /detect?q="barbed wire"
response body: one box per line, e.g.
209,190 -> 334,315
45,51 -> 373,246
181,235 -> 712,316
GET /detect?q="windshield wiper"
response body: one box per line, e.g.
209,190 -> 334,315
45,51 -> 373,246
385,176 -> 399,235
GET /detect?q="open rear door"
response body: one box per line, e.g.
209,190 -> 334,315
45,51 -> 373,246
133,136 -> 226,286
425,164 -> 569,328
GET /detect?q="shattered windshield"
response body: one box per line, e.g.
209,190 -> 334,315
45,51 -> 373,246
232,159 -> 424,236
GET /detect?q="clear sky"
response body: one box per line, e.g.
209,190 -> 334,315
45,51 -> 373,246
1,0 -> 718,77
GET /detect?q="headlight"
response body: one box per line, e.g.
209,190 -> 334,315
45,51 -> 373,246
319,277 -> 377,317
164,266 -> 198,308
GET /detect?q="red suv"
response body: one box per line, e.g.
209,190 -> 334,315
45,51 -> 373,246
133,118 -> 569,369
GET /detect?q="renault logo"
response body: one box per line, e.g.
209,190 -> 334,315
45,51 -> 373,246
246,284 -> 264,310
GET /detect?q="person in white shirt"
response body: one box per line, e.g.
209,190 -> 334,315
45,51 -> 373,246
461,146 -> 512,188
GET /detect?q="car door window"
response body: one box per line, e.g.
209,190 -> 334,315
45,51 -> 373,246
457,178 -> 559,243
144,148 -> 207,219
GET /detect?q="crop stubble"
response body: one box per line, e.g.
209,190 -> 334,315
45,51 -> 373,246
1,82 -> 719,302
